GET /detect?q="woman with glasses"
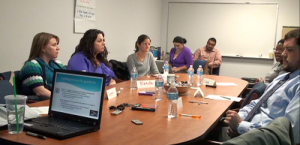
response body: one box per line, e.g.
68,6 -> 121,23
259,39 -> 286,85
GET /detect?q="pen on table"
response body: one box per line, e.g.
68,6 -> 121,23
220,96 -> 231,100
188,100 -> 208,104
179,114 -> 201,118
26,131 -> 47,139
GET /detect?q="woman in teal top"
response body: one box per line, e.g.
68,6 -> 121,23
19,32 -> 65,101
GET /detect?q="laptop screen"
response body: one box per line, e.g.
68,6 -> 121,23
51,71 -> 104,120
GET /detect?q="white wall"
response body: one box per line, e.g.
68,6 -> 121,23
0,0 -> 162,72
161,0 -> 299,78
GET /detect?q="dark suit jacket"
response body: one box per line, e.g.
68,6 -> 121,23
223,117 -> 295,145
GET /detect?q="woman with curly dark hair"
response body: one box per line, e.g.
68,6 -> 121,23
68,29 -> 116,86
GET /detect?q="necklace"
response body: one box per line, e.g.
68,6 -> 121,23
136,53 -> 145,63
173,48 -> 183,59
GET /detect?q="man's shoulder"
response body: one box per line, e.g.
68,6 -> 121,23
198,46 -> 206,51
213,48 -> 220,52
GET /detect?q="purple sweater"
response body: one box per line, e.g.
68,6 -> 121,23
169,46 -> 193,68
68,52 -> 115,86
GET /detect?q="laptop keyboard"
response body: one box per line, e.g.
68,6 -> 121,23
32,117 -> 83,131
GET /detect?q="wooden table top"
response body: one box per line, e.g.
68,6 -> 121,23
0,74 -> 248,145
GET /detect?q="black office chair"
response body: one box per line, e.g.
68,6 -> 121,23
0,71 -> 12,80
109,59 -> 130,82
0,81 -> 14,104
211,66 -> 221,76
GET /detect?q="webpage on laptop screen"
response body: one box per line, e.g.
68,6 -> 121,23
51,72 -> 103,120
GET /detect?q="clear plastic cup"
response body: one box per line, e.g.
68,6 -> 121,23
4,95 -> 27,134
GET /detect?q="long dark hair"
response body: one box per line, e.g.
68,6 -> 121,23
72,29 -> 109,69
135,34 -> 151,53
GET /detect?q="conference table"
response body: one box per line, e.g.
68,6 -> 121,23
0,74 -> 248,145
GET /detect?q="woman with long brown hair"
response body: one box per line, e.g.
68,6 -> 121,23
68,29 -> 116,86
19,32 -> 65,101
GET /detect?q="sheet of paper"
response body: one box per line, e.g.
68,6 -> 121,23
30,106 -> 49,115
177,97 -> 183,109
0,107 -> 7,126
0,105 -> 40,127
205,95 -> 242,102
137,80 -> 155,88
74,18 -> 95,33
190,87 -> 200,90
216,83 -> 237,86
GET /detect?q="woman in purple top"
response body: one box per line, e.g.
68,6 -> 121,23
169,36 -> 193,73
68,29 -> 116,86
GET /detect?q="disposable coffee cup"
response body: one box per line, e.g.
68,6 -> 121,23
4,95 -> 27,134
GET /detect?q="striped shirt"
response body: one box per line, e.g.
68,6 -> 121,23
19,58 -> 65,98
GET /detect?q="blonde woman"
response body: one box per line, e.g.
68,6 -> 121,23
19,32 -> 65,101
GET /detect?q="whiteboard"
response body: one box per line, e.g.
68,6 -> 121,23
167,2 -> 278,58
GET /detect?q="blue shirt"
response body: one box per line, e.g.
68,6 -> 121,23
237,69 -> 300,143
68,52 -> 115,86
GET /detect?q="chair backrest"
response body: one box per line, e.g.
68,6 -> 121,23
109,59 -> 130,81
193,59 -> 208,74
241,82 -> 266,107
0,71 -> 12,80
211,65 -> 221,76
0,80 -> 14,104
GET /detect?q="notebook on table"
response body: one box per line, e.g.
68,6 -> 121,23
24,69 -> 106,140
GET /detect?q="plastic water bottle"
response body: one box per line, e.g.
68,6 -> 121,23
163,61 -> 169,75
155,74 -> 164,101
187,65 -> 194,85
197,65 -> 204,86
130,67 -> 138,90
167,81 -> 178,118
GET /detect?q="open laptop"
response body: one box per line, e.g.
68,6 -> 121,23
24,69 -> 106,140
